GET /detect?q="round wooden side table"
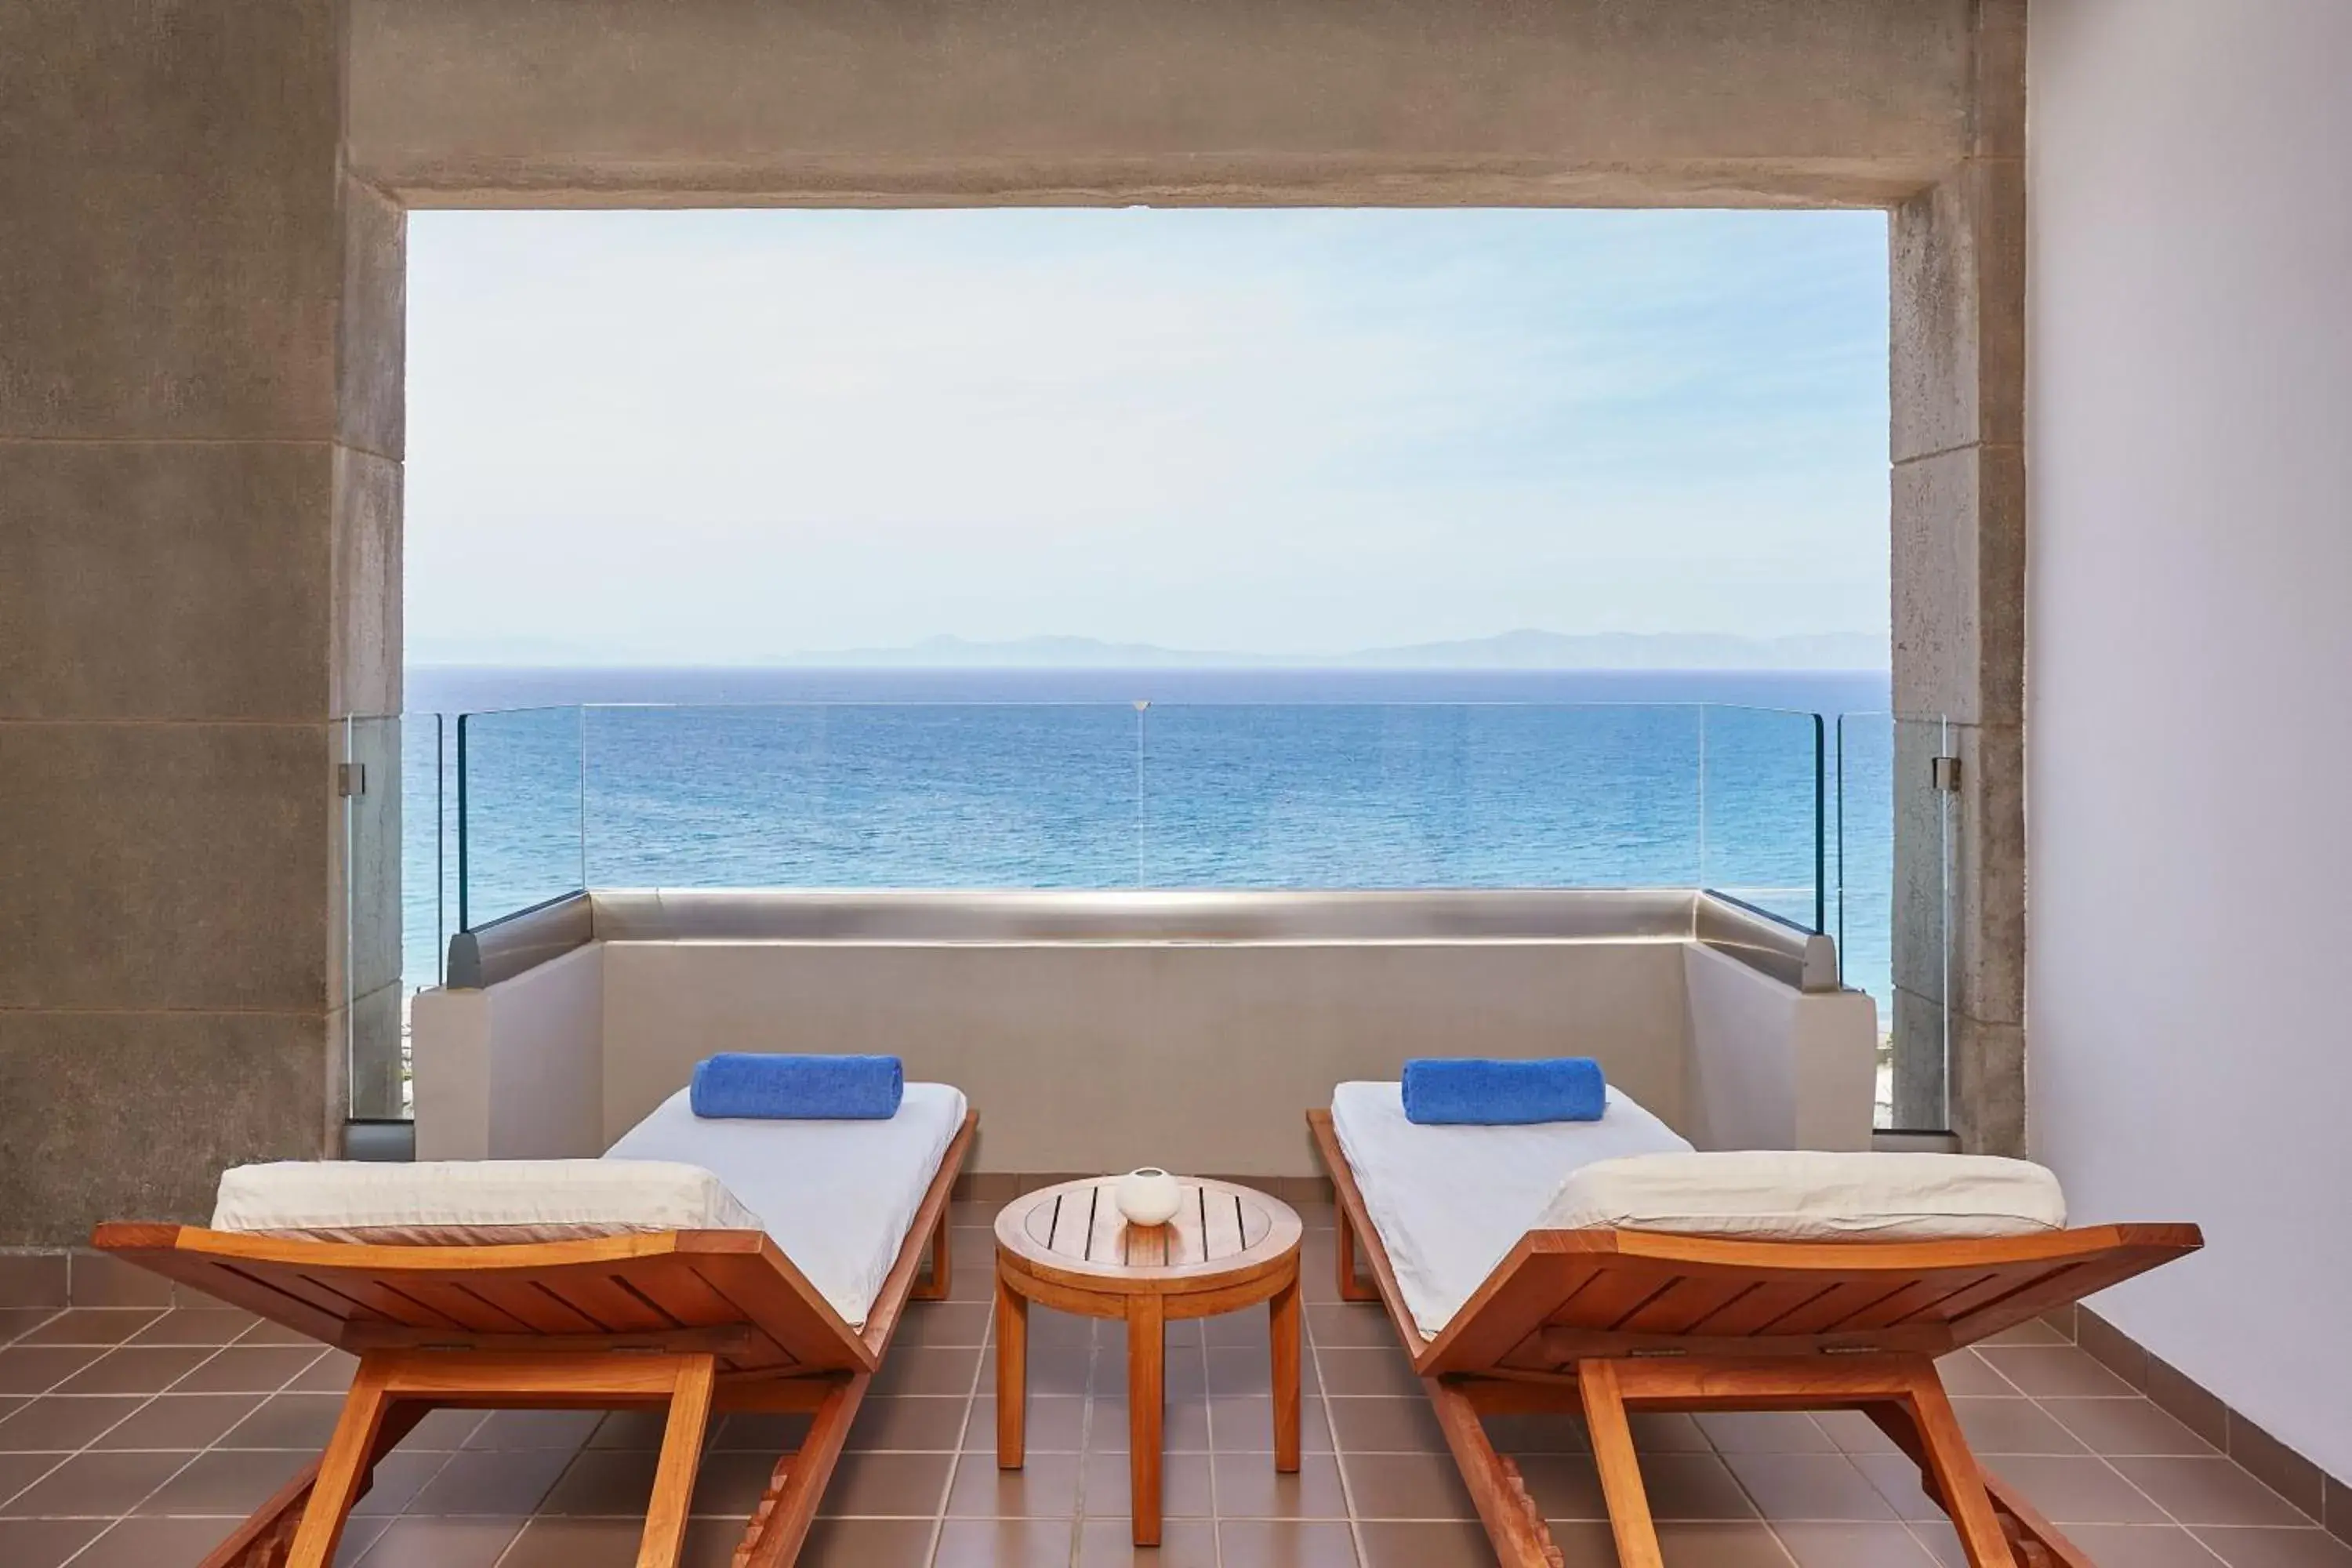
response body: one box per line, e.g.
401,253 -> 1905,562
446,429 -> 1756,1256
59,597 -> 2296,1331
993,1176 -> 1305,1545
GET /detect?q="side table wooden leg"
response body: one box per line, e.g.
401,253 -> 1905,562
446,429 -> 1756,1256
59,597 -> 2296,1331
1270,1267 -> 1302,1473
996,1269 -> 1028,1469
1127,1291 -> 1165,1546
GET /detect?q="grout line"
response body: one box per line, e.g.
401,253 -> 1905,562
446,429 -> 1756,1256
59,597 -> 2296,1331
26,1325 -> 310,1559
1305,1272 -> 1374,1567
925,1287 -> 993,1568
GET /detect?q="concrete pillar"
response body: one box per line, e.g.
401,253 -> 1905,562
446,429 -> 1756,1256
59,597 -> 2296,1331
0,3 -> 405,1243
1888,0 -> 2027,1152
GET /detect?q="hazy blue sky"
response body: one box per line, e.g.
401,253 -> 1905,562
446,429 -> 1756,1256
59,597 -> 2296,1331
406,209 -> 1889,664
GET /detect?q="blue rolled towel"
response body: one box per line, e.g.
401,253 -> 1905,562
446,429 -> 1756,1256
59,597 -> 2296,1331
1401,1057 -> 1606,1125
690,1054 -> 903,1120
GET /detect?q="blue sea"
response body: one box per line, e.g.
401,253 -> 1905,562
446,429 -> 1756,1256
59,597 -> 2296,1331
401,667 -> 1896,1024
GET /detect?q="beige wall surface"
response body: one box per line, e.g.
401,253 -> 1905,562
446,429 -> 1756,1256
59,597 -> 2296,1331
350,0 -> 1973,207
597,940 -> 1690,1174
2028,0 -> 2352,1480
1681,942 -> 1878,1152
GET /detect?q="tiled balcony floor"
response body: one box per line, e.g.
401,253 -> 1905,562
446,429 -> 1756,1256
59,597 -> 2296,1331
2,1205 -> 2343,1568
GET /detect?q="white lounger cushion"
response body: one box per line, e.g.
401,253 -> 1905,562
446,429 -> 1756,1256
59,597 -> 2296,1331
214,1081 -> 970,1332
1330,1080 -> 1693,1339
1543,1150 -> 2067,1242
214,1159 -> 762,1244
607,1081 -> 968,1330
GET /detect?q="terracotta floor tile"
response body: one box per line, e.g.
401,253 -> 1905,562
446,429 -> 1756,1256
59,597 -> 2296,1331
1517,1452 -> 1606,1520
948,1450 -> 1083,1516
1850,1453 -> 1946,1523
219,1392 -> 345,1450
1695,1412 -> 1838,1454
880,1345 -> 989,1399
1638,1452 -> 1763,1521
1,1450 -> 63,1508
903,1301 -> 995,1348
1984,1454 -> 2169,1525
972,1396 -> 1084,1454
91,1392 -> 260,1450
230,1318 -> 321,1347
817,1449 -> 956,1517
1323,1395 -> 1442,1454
2190,1526 -> 2352,1567
71,1514 -> 263,1566
493,1514 -> 648,1568
1312,1349 -> 1419,1399
0,1314 -> 60,1350
1978,1346 -> 2140,1399
169,1347 -> 323,1395
851,1394 -> 973,1451
2116,1457 -> 2317,1528
1646,1520 -> 1795,1566
332,1515 -> 394,1566
133,1446 -> 307,1515
2058,1523 -> 2234,1566
405,1446 -> 574,1515
1217,1518 -> 1360,1568
1338,1450 -> 1478,1520
1480,1411 -> 1590,1455
1950,1396 -> 2088,1455
1077,1449 -> 1212,1519
1353,1519 -> 1497,1568
466,1409 -> 601,1450
1303,1305 -> 1394,1348
2,1450 -> 187,1518
289,1350 -> 359,1392
0,1396 -> 144,1452
690,1450 -> 790,1516
1809,1410 -> 1901,1456
10,1312 -> 164,1348
0,1518 -> 107,1568
1206,1305 -> 1273,1348
347,1451 -> 452,1516
711,1410 -> 815,1453
1079,1516 -> 1218,1566
0,1348 -> 105,1396
2042,1396 -> 2219,1457
541,1449 -> 658,1515
1212,1451 -> 1350,1519
1631,1412 -> 1716,1453
1720,1452 -> 1898,1522
586,1410 -> 670,1450
795,1516 -> 940,1568
53,1346 -> 216,1396
932,1516 -> 1073,1567
396,1407 -> 488,1450
1772,1519 -> 1939,1566
1932,1351 -> 2018,1397
1087,1397 -> 1212,1454
350,1514 -> 524,1567
124,1310 -> 259,1347
1211,1394 -> 1334,1454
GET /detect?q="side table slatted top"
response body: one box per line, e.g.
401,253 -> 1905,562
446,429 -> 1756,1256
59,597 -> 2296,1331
1021,1178 -> 1281,1274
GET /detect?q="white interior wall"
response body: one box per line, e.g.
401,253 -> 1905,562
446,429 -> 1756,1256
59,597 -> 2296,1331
2028,0 -> 2352,1479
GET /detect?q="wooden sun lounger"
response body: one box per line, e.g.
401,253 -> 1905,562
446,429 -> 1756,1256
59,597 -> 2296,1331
91,1112 -> 975,1568
1308,1110 -> 2201,1568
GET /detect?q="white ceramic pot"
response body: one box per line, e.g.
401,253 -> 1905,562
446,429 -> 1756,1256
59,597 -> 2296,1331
1115,1167 -> 1184,1227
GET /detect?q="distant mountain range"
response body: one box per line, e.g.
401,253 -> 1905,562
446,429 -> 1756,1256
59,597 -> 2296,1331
766,630 -> 1888,671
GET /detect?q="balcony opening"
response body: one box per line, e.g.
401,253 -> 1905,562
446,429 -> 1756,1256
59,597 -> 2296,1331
387,209 -> 1907,1125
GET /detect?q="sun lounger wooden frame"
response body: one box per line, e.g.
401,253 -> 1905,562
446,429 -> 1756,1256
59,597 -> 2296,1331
1308,1110 -> 2201,1568
91,1111 -> 975,1568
